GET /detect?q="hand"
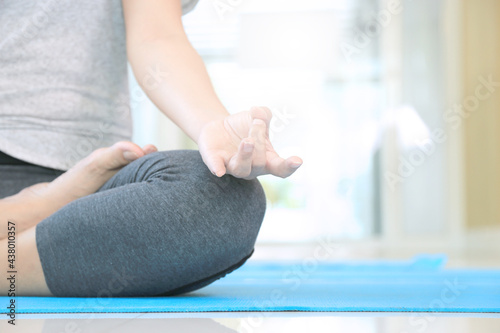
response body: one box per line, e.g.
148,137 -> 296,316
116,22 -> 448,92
198,106 -> 303,180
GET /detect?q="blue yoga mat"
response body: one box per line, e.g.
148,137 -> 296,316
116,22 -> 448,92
2,255 -> 499,313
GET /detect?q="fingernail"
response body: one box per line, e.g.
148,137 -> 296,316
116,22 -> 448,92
243,142 -> 254,152
123,151 -> 139,161
290,162 -> 302,168
253,119 -> 265,126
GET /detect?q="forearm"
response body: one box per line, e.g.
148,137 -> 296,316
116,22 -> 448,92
128,36 -> 229,144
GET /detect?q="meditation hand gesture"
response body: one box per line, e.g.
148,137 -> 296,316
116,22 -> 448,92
198,106 -> 303,180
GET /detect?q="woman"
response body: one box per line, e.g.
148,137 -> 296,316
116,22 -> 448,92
0,0 -> 302,297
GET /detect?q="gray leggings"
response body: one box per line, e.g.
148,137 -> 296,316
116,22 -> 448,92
0,164 -> 65,198
2,150 -> 266,297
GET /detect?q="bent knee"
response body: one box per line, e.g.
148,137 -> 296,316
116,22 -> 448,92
145,150 -> 267,219
128,149 -> 267,255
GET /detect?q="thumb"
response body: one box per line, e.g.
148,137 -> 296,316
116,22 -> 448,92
202,151 -> 227,177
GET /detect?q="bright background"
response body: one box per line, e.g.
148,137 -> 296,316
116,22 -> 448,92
128,0 -> 500,257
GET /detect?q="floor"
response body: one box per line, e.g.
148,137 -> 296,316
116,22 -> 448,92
3,244 -> 499,332
7,312 -> 500,332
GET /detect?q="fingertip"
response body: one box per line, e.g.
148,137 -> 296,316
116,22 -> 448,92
214,168 -> 226,177
115,141 -> 145,159
288,157 -> 303,169
252,118 -> 266,127
250,106 -> 272,123
207,156 -> 226,177
123,151 -> 140,162
142,144 -> 158,154
284,159 -> 302,178
267,156 -> 302,179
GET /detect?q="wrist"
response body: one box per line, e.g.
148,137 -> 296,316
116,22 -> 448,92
193,109 -> 229,144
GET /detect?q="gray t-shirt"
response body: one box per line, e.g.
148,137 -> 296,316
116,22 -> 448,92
0,0 -> 198,170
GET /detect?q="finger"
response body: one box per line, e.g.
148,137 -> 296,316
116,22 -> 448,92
250,106 -> 272,125
227,139 -> 254,178
249,118 -> 267,174
250,106 -> 272,136
113,141 -> 146,162
267,154 -> 303,178
142,144 -> 158,155
202,151 -> 227,177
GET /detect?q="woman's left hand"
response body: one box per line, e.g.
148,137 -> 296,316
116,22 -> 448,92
198,106 -> 303,180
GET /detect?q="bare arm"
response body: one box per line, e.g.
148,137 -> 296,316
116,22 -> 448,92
123,0 -> 227,143
122,0 -> 302,179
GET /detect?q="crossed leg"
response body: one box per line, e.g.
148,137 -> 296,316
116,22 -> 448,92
0,141 -> 157,296
0,142 -> 266,297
